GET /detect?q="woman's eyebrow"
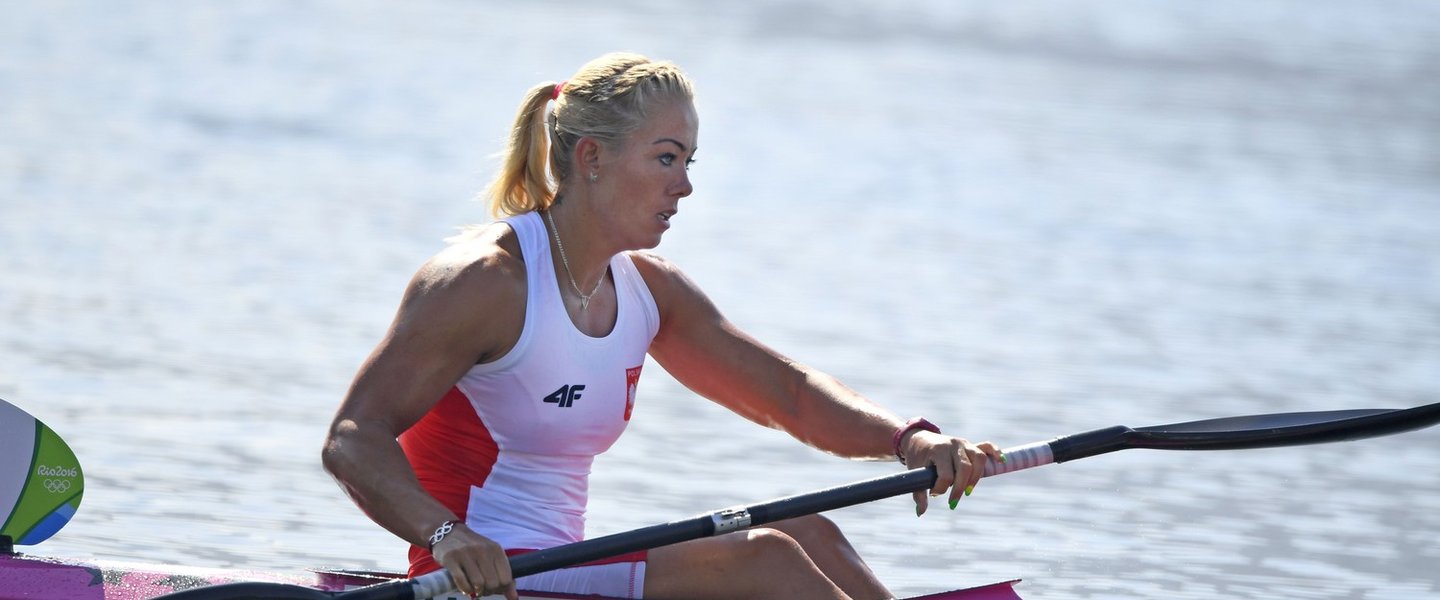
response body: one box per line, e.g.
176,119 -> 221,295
653,138 -> 689,152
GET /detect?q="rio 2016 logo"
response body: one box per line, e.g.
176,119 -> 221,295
37,464 -> 78,494
37,465 -> 78,478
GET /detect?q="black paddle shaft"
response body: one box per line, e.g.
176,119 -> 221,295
509,466 -> 936,578
305,468 -> 940,600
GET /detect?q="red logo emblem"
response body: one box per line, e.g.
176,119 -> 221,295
624,365 -> 642,421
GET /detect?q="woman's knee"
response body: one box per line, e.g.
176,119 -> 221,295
732,526 -> 808,562
771,514 -> 846,547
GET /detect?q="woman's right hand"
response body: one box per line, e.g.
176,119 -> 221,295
431,523 -> 518,600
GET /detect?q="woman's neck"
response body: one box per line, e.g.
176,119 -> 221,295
544,200 -> 613,296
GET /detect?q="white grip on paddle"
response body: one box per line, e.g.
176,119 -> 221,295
983,441 -> 1054,477
411,568 -> 457,599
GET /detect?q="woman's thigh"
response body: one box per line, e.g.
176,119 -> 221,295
643,526 -> 847,600
515,560 -> 647,599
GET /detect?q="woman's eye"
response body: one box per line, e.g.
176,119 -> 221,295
659,154 -> 696,169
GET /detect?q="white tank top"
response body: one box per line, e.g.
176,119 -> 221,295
400,211 -> 660,568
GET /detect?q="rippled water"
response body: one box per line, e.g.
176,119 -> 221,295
3,2 -> 1438,598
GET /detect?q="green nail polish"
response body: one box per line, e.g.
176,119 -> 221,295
965,485 -> 974,496
916,503 -> 923,517
948,498 -> 958,510
999,452 -> 1007,463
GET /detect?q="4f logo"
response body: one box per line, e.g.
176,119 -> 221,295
544,384 -> 585,408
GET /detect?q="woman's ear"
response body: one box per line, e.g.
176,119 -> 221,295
574,136 -> 603,175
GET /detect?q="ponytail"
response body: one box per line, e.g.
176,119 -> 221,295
484,81 -> 562,217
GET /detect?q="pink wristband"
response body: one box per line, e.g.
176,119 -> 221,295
893,417 -> 941,462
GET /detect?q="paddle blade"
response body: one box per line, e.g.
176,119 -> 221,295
1003,402 -> 1440,468
1,398 -> 85,546
1129,402 -> 1440,451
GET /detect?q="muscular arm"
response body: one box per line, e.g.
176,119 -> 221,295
635,253 -> 904,460
322,238 -> 523,542
636,253 -> 1000,514
321,228 -> 526,597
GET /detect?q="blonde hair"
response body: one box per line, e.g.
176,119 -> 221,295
483,52 -> 695,217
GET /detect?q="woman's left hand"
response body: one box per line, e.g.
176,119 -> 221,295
900,431 -> 1004,516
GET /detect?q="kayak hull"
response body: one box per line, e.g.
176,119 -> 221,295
0,553 -> 1021,599
0,553 -> 323,599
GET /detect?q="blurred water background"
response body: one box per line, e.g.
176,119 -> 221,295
3,1 -> 1439,598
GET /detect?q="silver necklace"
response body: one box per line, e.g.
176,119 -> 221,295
544,209 -> 604,311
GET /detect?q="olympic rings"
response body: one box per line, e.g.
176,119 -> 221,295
44,478 -> 72,494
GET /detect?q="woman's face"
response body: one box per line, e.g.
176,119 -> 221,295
593,98 -> 699,251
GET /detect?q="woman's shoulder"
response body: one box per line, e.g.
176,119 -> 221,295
369,222 -> 527,372
625,250 -> 713,315
411,222 -> 526,303
625,250 -> 680,285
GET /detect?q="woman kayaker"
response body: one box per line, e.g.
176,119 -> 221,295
322,52 -> 1001,600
